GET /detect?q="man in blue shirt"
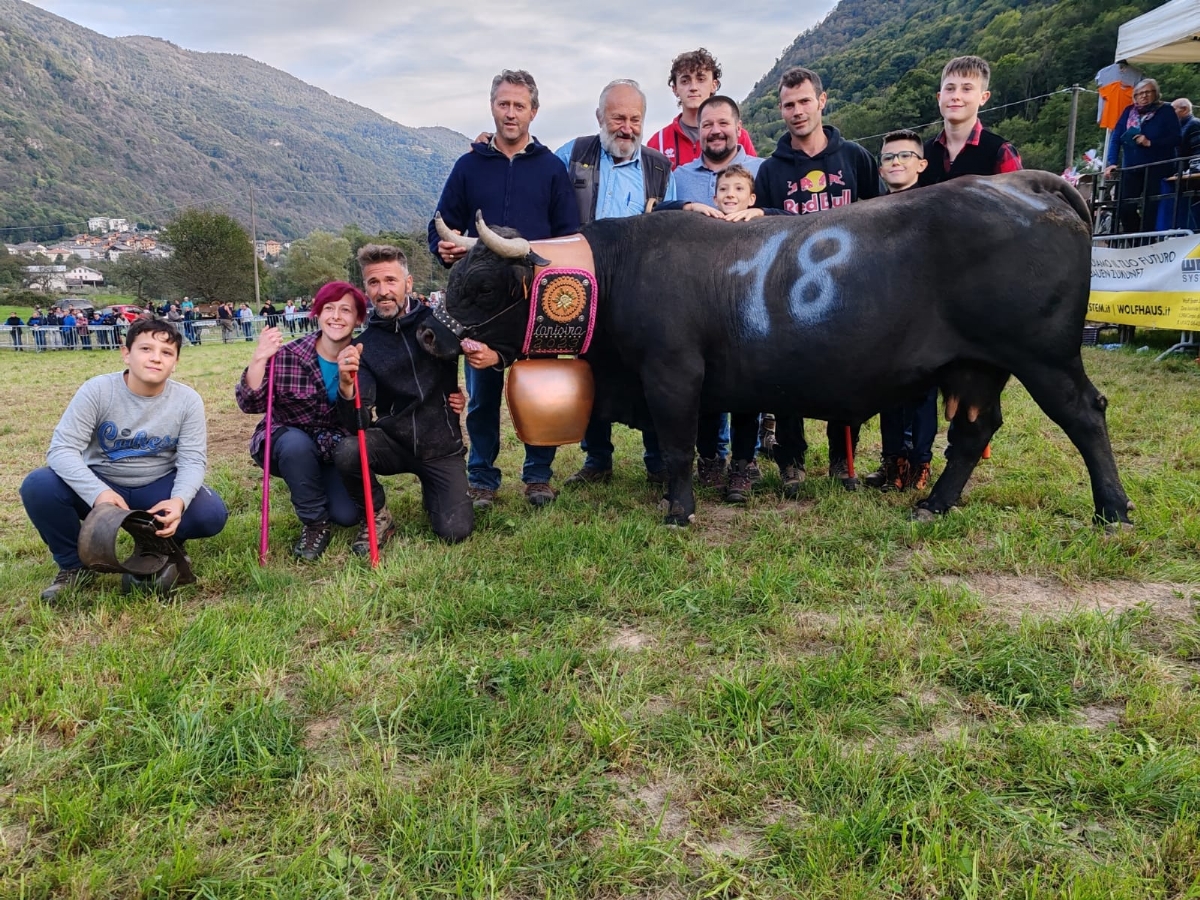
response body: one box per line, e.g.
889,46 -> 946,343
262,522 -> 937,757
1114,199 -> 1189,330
554,79 -> 677,486
669,96 -> 763,209
428,70 -> 580,511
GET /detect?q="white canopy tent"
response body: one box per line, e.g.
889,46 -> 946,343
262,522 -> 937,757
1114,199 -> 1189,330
1115,0 -> 1200,63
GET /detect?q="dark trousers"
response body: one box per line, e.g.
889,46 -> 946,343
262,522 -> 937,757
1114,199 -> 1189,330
333,430 -> 473,544
580,415 -> 663,474
773,417 -> 860,469
20,467 -> 228,570
880,387 -> 939,465
464,364 -> 555,489
255,427 -> 359,527
697,412 -> 757,462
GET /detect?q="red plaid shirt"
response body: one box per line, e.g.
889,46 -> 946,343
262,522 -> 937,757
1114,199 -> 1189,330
235,331 -> 347,463
936,120 -> 1022,174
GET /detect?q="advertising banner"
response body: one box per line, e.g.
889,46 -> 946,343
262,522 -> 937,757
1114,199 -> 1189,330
1089,233 -> 1200,330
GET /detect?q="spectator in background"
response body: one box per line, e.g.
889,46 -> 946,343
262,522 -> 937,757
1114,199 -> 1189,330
29,308 -> 46,350
217,301 -> 236,343
239,303 -> 254,340
1104,78 -> 1182,233
61,307 -> 77,348
284,299 -> 297,335
1173,98 -> 1200,169
77,310 -> 92,350
6,311 -> 24,350
260,300 -> 281,329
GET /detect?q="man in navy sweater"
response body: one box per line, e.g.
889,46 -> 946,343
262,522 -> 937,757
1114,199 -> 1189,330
428,69 -> 580,510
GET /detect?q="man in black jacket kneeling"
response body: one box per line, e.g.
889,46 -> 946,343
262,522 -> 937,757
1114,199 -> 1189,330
334,244 -> 473,552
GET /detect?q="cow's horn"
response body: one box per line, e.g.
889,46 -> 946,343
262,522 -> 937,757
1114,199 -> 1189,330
476,211 -> 531,259
434,212 -> 477,250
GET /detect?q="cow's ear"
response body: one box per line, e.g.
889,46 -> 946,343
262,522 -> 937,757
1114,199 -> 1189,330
524,251 -> 550,267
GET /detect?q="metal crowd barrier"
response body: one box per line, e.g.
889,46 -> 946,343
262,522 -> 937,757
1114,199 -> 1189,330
0,315 -> 321,351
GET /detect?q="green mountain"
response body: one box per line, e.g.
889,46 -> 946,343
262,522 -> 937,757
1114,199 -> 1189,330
0,0 -> 465,241
742,0 -> 1200,172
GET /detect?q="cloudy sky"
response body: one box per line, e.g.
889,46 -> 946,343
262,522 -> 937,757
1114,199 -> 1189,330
26,0 -> 837,149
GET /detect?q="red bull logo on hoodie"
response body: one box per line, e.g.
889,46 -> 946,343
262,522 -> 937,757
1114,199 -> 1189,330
785,169 -> 854,215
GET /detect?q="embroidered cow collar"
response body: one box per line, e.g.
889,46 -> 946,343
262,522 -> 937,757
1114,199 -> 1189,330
521,234 -> 597,357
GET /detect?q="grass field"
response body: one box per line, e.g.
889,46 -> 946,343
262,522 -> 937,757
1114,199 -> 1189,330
1,340 -> 1199,898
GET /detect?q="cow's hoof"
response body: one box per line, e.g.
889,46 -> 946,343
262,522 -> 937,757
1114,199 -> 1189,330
663,514 -> 692,527
911,506 -> 937,523
1100,519 -> 1135,534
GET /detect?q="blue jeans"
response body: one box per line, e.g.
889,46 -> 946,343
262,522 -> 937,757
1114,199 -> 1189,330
21,467 -> 228,570
255,427 -> 359,527
580,415 -> 663,474
880,387 -> 939,465
464,365 -> 555,490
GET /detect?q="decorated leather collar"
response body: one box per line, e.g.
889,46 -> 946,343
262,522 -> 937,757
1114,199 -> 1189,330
521,235 -> 597,357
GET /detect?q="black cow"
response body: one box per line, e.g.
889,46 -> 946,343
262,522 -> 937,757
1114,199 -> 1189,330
422,170 -> 1132,528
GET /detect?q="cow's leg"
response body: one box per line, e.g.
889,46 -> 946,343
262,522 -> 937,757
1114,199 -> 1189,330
1013,358 -> 1133,526
916,363 -> 1009,519
641,362 -> 703,526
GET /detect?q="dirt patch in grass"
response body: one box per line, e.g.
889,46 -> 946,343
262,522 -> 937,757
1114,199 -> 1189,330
939,575 -> 1197,623
207,406 -> 251,466
615,775 -> 691,840
608,625 -> 658,652
302,716 -> 343,750
1076,701 -> 1125,730
695,825 -> 758,859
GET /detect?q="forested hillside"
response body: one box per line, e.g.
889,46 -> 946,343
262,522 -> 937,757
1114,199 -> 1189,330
743,0 -> 1200,171
0,0 -> 464,241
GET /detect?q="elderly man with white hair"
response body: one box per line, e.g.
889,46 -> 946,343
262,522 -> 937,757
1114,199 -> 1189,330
554,79 -> 678,486
1173,97 -> 1200,168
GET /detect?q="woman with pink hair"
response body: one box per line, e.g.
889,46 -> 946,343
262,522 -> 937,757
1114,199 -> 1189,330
236,281 -> 368,560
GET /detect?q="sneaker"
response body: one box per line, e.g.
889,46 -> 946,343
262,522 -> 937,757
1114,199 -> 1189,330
645,468 -> 669,486
781,464 -> 806,498
696,456 -> 726,489
292,520 -> 333,561
864,456 -> 901,490
352,507 -> 395,557
41,566 -> 90,602
758,414 -> 778,453
725,460 -> 753,504
905,461 -> 932,491
467,486 -> 497,510
524,482 -> 557,508
564,467 -> 612,487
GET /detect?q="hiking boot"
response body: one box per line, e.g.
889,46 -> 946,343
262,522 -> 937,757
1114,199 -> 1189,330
696,456 -> 726,489
780,464 -> 806,498
564,467 -> 612,487
758,413 -> 778,453
645,468 -> 669,487
725,460 -> 753,504
292,520 -> 333,561
352,507 -> 395,557
746,460 -> 763,487
524,482 -> 557,508
41,566 -> 90,602
467,486 -> 497,510
828,458 -> 851,481
905,461 -> 932,491
864,455 -> 901,490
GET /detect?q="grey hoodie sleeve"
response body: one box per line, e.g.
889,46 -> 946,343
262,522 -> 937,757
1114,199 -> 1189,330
170,388 -> 208,507
46,376 -> 112,507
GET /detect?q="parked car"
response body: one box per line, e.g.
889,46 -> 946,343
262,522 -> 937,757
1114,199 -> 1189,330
97,304 -> 144,323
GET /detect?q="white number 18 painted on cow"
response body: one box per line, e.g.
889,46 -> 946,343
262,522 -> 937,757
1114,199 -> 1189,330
729,227 -> 853,336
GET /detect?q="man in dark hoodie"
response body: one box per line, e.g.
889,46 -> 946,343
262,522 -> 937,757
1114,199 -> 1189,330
428,69 -> 580,512
750,65 -> 883,497
334,244 -> 473,551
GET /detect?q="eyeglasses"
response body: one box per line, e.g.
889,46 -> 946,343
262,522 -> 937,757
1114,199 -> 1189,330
1133,90 -> 1156,98
880,150 -> 922,163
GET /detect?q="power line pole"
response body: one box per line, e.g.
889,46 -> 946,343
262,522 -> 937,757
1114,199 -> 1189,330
1065,84 -> 1081,171
249,187 -> 261,308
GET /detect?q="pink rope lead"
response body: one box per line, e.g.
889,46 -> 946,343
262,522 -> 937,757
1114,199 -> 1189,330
353,370 -> 380,568
258,355 -> 276,566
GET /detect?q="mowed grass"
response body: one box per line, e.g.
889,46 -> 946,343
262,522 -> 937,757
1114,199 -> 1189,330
1,340 -> 1198,899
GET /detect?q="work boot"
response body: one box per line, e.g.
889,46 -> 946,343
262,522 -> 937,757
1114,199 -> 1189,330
828,458 -> 858,492
696,456 -> 726,489
645,468 -> 669,487
524,482 -> 557,508
758,413 -> 778,453
725,460 -> 753,504
292,520 -> 333,561
41,566 -> 90,602
564,467 -> 612,487
864,455 -> 901,490
905,461 -> 932,491
467,486 -> 497,510
352,507 -> 395,557
780,464 -> 806,499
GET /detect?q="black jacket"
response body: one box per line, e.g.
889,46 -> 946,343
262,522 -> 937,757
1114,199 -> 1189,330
337,304 -> 464,460
753,126 -> 883,215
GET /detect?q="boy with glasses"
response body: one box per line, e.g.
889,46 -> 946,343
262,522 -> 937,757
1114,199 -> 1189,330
864,130 -> 938,492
